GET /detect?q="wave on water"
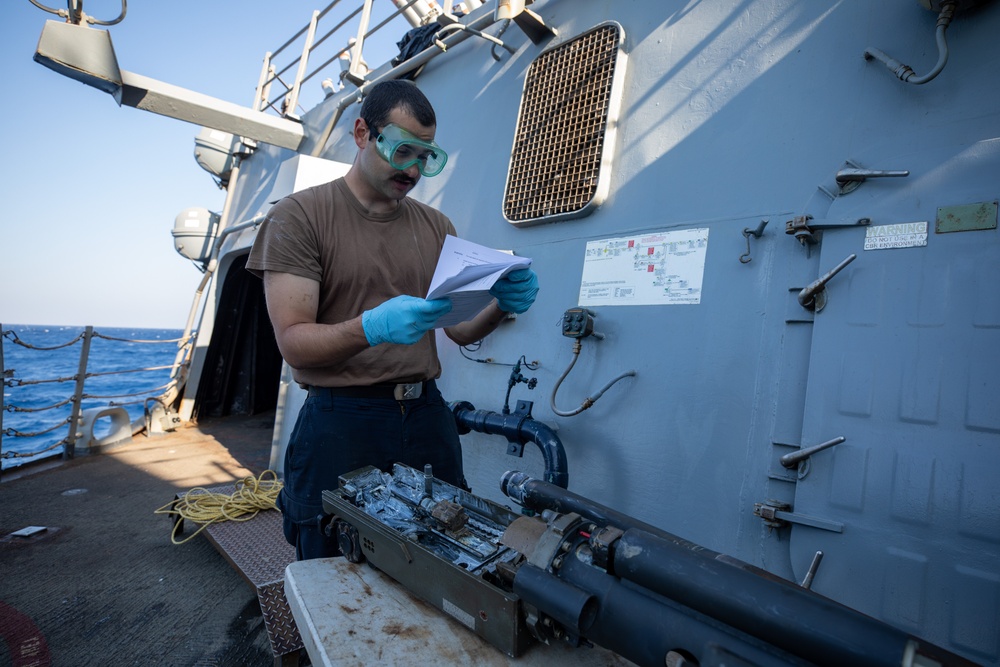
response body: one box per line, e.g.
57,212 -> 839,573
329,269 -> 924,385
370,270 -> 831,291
2,324 -> 186,470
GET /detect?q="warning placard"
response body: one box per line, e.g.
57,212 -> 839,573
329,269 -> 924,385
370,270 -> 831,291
863,222 -> 928,251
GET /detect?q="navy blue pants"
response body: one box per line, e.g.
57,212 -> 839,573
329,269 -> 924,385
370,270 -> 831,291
277,380 -> 465,560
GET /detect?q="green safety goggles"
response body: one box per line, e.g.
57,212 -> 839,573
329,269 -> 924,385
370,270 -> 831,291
373,123 -> 448,177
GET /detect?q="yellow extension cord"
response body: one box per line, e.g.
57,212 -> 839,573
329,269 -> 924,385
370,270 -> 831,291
154,470 -> 283,545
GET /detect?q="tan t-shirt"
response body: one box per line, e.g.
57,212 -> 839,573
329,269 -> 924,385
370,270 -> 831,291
246,178 -> 456,387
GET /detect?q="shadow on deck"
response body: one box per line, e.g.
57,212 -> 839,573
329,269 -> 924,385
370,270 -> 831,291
0,411 -> 292,666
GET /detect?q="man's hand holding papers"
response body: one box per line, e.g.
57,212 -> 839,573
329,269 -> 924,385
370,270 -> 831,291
426,235 -> 534,328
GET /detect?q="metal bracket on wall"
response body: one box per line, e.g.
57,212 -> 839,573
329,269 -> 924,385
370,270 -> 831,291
753,500 -> 844,533
834,165 -> 909,195
813,160 -> 910,198
800,551 -> 824,589
739,219 -> 769,263
505,400 -> 534,457
770,437 -> 847,481
780,436 -> 846,470
797,255 -> 856,313
785,216 -> 871,246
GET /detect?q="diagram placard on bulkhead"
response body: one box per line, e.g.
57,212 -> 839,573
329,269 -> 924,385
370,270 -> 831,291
578,228 -> 709,306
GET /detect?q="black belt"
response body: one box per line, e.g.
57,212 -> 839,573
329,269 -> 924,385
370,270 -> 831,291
307,380 -> 430,401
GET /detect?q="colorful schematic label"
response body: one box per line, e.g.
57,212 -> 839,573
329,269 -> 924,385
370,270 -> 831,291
579,228 -> 709,306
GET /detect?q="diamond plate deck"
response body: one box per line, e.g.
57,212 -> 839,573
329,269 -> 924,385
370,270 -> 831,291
192,484 -> 303,659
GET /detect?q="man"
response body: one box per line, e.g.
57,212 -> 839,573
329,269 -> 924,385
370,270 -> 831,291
246,80 -> 538,560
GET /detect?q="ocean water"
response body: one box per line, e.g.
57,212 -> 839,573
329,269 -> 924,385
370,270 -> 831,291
1,324 -> 185,470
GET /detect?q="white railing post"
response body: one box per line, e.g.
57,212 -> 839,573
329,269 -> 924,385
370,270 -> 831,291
64,325 -> 94,459
256,51 -> 274,112
346,0 -> 375,85
285,10 -> 321,117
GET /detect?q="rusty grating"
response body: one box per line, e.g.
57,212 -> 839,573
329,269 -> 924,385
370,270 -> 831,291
503,22 -> 627,226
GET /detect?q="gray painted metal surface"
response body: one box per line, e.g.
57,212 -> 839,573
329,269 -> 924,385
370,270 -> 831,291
39,0 -> 995,662
211,2 -> 1000,662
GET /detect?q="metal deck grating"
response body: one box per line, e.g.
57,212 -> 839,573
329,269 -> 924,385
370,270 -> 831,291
257,580 -> 304,657
193,485 -> 304,661
503,23 -> 624,224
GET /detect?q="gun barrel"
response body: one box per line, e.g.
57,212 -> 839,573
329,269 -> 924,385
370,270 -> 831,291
502,470 -> 978,667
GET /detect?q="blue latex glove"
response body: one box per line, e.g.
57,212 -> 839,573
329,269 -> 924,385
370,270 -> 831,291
362,295 -> 452,346
490,268 -> 539,314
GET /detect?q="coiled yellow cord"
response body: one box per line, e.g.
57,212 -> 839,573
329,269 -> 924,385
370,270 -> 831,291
155,470 -> 283,545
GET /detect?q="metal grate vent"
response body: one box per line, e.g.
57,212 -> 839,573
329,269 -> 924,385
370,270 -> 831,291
503,23 -> 627,226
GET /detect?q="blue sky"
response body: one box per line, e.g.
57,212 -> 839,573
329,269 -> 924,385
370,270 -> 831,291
2,1 -> 403,329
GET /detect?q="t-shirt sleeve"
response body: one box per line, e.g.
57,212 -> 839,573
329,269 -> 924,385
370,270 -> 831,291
245,196 -> 322,281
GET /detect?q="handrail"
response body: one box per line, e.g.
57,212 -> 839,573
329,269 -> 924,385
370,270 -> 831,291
258,0 -> 363,115
1,326 -> 192,466
256,0 -> 438,119
312,8 -> 501,156
28,0 -> 127,26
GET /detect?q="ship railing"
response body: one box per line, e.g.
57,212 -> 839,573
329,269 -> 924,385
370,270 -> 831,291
0,325 -> 195,474
256,0 -> 429,119
252,0 -> 494,120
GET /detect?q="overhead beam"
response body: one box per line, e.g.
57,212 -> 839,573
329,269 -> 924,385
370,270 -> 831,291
115,71 -> 303,150
34,20 -> 303,151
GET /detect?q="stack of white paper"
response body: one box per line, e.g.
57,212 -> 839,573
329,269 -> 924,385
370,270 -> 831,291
426,235 -> 532,328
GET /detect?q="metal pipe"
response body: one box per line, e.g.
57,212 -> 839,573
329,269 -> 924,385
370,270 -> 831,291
390,0 -> 426,28
29,0 -> 127,25
513,563 -> 598,634
611,527 -> 969,667
550,339 -> 636,418
255,52 -> 275,112
506,474 -> 978,667
433,21 -> 516,54
311,9 -> 498,157
555,551 -> 803,667
500,471 -> 793,580
450,402 -> 568,488
864,2 -> 956,85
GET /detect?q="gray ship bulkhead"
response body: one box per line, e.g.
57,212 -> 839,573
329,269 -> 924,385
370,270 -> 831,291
34,0 -> 996,663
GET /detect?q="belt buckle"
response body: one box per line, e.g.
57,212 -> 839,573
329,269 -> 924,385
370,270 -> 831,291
394,382 -> 422,400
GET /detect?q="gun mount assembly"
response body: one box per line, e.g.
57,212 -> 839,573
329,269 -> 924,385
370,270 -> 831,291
322,464 -> 973,667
